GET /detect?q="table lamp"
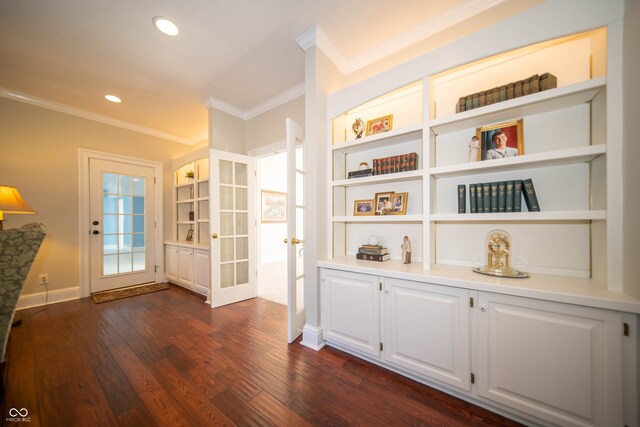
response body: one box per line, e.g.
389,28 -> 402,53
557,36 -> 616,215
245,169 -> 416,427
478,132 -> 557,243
0,186 -> 36,230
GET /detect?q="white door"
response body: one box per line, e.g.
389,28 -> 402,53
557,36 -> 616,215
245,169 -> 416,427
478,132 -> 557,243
89,159 -> 157,292
286,118 -> 306,343
210,149 -> 256,308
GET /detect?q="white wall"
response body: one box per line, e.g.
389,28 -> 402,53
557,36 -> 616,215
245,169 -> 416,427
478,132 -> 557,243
246,96 -> 305,153
258,152 -> 287,263
209,107 -> 246,154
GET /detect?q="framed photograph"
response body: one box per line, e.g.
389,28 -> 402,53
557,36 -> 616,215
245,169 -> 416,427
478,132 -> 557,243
374,192 -> 394,215
354,199 -> 375,216
186,228 -> 194,242
366,114 -> 393,136
261,190 -> 287,223
391,192 -> 408,215
476,119 -> 524,161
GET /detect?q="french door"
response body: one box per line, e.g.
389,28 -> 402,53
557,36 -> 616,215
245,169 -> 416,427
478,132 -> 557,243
209,150 -> 256,308
89,159 -> 157,292
285,118 -> 306,343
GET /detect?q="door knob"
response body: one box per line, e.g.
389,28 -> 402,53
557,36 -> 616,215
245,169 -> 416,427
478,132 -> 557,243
284,238 -> 288,244
291,237 -> 301,245
212,233 -> 218,239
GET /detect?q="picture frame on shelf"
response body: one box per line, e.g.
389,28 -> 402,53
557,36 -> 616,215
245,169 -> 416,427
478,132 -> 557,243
366,114 -> 393,136
374,192 -> 394,215
391,192 -> 408,215
186,228 -> 194,242
261,190 -> 287,223
354,199 -> 375,216
476,119 -> 524,161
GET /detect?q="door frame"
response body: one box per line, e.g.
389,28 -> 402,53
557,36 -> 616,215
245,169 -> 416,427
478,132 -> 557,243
78,149 -> 164,297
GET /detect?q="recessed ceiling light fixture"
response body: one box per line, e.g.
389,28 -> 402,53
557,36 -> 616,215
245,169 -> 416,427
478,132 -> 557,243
105,94 -> 122,103
153,16 -> 179,36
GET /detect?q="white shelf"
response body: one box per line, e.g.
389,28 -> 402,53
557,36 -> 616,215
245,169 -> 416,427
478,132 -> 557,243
430,145 -> 606,178
196,197 -> 209,201
333,170 -> 423,187
176,181 -> 195,188
177,221 -> 195,225
197,219 -> 209,223
333,214 -> 423,223
430,78 -> 606,135
177,199 -> 195,204
332,124 -> 422,154
430,210 -> 606,222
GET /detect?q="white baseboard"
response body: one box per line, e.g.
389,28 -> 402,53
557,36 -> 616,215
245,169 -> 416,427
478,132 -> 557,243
169,281 -> 209,297
300,324 -> 325,351
16,286 -> 81,310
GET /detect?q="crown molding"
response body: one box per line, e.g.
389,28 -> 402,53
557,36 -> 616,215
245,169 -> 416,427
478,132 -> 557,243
244,83 -> 304,120
0,87 -> 196,145
204,83 -> 305,121
294,0 -> 506,76
344,0 -> 506,74
203,96 -> 246,120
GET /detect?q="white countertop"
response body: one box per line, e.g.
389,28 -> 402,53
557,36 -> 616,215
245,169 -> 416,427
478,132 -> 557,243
318,256 -> 640,314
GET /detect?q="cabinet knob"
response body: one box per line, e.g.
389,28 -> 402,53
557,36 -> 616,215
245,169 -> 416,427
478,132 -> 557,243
284,238 -> 288,244
480,306 -> 486,312
92,230 -> 100,235
384,290 -> 389,294
212,233 -> 218,239
92,220 -> 100,226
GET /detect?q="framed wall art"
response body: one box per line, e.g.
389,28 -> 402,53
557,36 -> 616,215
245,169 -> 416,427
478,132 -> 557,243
261,190 -> 287,223
476,119 -> 524,161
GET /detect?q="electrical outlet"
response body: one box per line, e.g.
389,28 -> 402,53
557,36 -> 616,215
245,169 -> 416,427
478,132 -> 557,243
39,274 -> 49,286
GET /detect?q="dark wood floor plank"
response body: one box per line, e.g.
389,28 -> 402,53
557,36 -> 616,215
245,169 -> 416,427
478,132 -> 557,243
6,285 -> 523,427
249,391 -> 311,427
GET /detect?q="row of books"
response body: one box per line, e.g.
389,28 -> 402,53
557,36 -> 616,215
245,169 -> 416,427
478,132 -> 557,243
457,179 -> 540,213
356,245 -> 390,262
455,73 -> 557,113
347,153 -> 419,179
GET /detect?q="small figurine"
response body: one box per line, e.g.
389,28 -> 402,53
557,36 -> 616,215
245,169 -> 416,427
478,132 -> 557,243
401,236 -> 412,264
468,136 -> 480,162
352,118 -> 365,139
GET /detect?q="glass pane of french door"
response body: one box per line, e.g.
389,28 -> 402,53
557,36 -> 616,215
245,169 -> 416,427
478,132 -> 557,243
219,159 -> 249,288
102,172 -> 146,276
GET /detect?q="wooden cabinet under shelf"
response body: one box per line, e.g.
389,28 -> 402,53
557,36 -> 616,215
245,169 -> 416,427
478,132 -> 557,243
319,263 -> 637,427
165,243 -> 209,297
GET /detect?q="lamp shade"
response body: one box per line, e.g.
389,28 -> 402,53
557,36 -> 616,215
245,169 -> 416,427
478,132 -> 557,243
0,186 -> 36,220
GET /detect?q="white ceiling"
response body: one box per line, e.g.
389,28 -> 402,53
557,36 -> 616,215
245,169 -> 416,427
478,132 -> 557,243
0,0 -> 537,144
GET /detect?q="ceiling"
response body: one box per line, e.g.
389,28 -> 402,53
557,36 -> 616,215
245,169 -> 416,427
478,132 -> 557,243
0,0 -> 537,145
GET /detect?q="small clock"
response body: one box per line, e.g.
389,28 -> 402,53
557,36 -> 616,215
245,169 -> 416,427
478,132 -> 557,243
473,229 -> 528,278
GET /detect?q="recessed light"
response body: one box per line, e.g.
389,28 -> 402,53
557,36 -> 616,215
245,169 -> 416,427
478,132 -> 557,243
105,95 -> 122,103
153,16 -> 179,36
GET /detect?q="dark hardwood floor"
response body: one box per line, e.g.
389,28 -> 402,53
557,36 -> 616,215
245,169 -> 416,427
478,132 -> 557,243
4,285 -> 522,426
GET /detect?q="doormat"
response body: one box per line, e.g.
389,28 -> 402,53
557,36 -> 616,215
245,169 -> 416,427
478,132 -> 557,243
91,283 -> 169,304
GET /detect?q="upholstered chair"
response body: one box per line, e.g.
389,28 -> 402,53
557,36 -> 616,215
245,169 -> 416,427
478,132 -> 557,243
0,222 -> 46,399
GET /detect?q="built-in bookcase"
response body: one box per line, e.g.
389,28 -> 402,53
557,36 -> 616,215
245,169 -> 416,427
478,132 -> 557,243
427,28 -> 608,281
174,151 -> 210,244
327,27 -> 618,287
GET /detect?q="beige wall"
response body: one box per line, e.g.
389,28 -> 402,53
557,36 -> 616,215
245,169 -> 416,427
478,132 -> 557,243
0,97 -> 197,296
209,108 -> 246,154
245,96 -> 305,153
623,0 -> 640,299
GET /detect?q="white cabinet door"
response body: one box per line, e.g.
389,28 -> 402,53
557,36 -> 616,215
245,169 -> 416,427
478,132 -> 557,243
477,293 -> 622,427
193,249 -> 210,292
165,245 -> 178,283
177,248 -> 193,286
321,269 -> 381,358
383,278 -> 471,391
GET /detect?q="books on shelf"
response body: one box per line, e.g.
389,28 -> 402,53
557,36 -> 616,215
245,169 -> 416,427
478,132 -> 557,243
347,168 -> 373,179
458,178 -> 540,214
372,152 -> 418,176
356,245 -> 389,262
356,253 -> 390,262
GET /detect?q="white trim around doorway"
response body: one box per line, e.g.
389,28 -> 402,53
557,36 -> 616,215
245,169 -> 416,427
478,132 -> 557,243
78,149 -> 164,298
